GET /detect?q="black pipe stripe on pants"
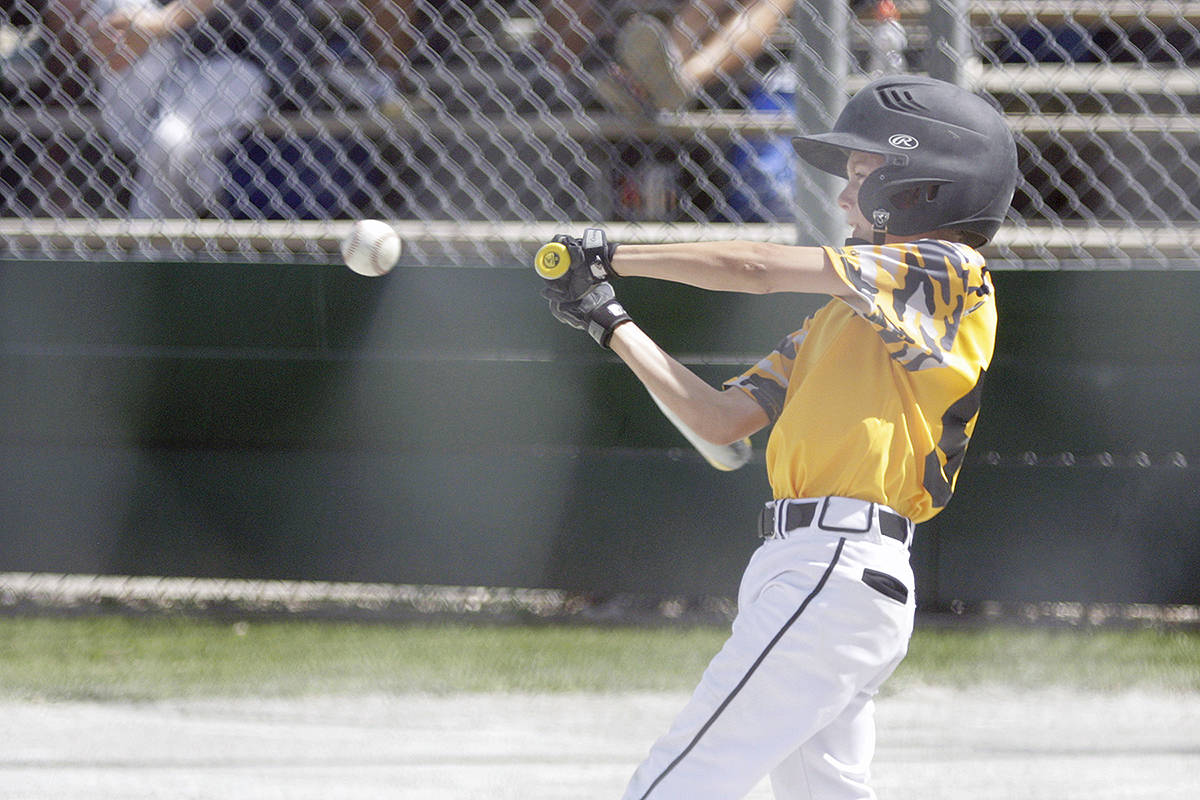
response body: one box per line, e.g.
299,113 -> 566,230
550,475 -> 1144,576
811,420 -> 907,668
637,538 -> 848,800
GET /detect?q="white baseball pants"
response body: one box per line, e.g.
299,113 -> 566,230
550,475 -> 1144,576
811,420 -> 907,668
621,497 -> 916,800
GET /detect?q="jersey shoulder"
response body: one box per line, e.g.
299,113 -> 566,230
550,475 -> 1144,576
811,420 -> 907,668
824,239 -> 995,372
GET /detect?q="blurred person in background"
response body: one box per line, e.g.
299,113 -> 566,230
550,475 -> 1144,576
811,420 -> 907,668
531,0 -> 613,93
348,0 -> 421,105
81,0 -> 423,217
589,1 -> 895,114
530,0 -> 795,112
597,1 -> 797,114
1,1 -> 94,214
85,0 -> 269,217
301,0 -> 425,115
13,0 -> 91,98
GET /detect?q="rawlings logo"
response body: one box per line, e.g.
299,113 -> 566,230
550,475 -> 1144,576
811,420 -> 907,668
888,134 -> 919,150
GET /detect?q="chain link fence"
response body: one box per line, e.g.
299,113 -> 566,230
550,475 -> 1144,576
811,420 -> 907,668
2,0 -> 1200,267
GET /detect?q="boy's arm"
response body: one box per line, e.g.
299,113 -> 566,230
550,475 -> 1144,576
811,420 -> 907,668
608,321 -> 769,447
610,240 -> 853,298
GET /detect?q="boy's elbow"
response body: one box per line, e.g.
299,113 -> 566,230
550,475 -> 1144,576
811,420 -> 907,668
732,260 -> 775,294
731,242 -> 845,296
696,395 -> 768,445
728,243 -> 782,294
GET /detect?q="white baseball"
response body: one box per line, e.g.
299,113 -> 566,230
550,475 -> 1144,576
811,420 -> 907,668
341,219 -> 401,277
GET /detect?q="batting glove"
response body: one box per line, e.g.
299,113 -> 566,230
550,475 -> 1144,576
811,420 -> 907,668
544,281 -> 631,348
580,227 -> 621,280
540,228 -> 621,301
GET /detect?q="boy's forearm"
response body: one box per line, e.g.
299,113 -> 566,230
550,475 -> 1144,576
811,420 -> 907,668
608,321 -> 767,446
611,240 -> 846,296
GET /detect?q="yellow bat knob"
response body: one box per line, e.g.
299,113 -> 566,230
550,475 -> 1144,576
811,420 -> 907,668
533,242 -> 571,280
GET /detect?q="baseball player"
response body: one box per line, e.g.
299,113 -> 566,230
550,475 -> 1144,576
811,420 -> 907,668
538,75 -> 1018,799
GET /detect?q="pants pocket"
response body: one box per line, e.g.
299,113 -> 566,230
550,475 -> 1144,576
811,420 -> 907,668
862,568 -> 908,603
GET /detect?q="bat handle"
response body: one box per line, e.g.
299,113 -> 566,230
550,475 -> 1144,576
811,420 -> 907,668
533,242 -> 571,280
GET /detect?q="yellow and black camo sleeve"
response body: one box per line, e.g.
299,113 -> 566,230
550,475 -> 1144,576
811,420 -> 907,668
822,238 -> 994,373
722,326 -> 809,424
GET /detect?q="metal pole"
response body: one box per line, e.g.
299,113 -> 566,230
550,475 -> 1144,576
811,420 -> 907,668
925,0 -> 973,86
791,0 -> 850,245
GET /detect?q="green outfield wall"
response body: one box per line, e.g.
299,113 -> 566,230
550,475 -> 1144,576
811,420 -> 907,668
1,257 -> 1197,606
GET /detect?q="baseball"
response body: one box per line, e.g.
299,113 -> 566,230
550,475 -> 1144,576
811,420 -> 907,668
341,219 -> 401,277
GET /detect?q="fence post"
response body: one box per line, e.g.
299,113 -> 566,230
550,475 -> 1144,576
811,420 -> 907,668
925,0 -> 973,86
791,0 -> 849,245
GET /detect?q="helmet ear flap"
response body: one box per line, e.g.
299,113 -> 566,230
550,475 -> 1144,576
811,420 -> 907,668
859,171 -> 956,241
890,183 -> 943,209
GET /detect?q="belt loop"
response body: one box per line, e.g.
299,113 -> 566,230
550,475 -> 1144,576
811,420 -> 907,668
784,500 -> 818,532
758,501 -> 777,540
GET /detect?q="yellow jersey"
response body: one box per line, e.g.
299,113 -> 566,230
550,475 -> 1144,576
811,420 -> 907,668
724,239 -> 996,523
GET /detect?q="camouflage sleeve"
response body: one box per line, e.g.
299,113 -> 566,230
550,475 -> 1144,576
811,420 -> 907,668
722,328 -> 807,424
823,239 -> 994,372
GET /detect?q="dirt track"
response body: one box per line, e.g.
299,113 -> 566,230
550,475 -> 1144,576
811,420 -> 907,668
2,687 -> 1198,799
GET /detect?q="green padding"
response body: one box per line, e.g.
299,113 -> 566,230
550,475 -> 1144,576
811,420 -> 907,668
1,259 -> 1198,603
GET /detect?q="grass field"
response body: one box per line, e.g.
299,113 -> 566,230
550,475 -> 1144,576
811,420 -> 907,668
1,615 -> 1198,701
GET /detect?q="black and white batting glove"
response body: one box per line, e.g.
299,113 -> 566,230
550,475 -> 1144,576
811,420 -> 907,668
580,227 -> 621,280
544,281 -> 631,348
542,228 -> 621,301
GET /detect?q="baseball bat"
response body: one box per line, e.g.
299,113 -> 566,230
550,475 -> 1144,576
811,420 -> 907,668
646,389 -> 753,471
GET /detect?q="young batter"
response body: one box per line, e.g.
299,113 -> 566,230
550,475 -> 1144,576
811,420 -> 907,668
539,75 -> 1019,798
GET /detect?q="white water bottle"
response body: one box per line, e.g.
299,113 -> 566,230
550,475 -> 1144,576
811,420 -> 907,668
869,0 -> 907,75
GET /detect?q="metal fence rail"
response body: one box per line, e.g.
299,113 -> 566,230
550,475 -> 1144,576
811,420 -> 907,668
4,572 -> 1199,626
3,0 -> 1200,267
0,571 -> 740,623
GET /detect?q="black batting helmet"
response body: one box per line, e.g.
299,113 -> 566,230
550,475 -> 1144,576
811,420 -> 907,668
793,75 -> 1019,246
